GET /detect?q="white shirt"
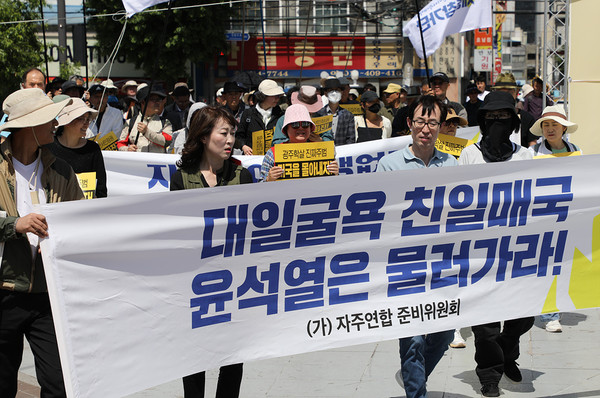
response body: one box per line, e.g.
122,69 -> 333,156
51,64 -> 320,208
13,154 -> 47,258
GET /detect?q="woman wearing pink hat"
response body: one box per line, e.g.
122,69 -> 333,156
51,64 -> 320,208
50,98 -> 107,197
529,105 -> 580,157
260,104 -> 338,182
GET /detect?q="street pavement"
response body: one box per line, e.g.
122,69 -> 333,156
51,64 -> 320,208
18,309 -> 600,398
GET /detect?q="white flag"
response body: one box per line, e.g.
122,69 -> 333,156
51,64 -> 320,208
403,0 -> 492,59
122,0 -> 169,17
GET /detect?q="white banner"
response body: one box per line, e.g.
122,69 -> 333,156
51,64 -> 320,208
404,0 -> 493,59
41,154 -> 600,397
103,130 -> 480,197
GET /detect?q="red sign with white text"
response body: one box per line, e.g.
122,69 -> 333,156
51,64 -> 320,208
475,28 -> 493,49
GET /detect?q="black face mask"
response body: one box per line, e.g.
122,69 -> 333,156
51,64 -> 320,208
480,118 -> 515,162
367,103 -> 381,114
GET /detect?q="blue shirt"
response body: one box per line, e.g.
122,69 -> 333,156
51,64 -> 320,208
376,145 -> 457,172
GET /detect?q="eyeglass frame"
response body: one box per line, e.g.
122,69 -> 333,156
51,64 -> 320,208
484,110 -> 513,120
411,119 -> 441,129
289,121 -> 312,129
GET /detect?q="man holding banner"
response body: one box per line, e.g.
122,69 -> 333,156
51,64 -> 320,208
458,90 -> 534,397
376,95 -> 456,398
0,89 -> 83,397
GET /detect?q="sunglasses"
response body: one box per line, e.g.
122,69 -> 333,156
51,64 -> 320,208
289,121 -> 311,129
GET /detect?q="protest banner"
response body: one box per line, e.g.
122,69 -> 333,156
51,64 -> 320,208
251,128 -> 275,156
435,134 -> 474,157
102,135 -> 413,196
273,141 -> 335,180
75,172 -> 97,199
311,115 -> 333,136
339,103 -> 363,116
90,131 -> 119,151
41,154 -> 600,397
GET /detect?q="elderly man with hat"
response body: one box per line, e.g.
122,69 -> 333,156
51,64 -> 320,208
165,82 -> 194,131
383,83 -> 408,116
458,90 -> 534,397
0,89 -> 84,397
270,85 -> 335,146
86,83 -> 125,143
118,87 -> 172,153
491,72 -> 537,148
221,81 -> 248,123
61,80 -> 85,99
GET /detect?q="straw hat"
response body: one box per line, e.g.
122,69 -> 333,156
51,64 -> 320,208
446,108 -> 468,126
1,89 -> 72,131
57,98 -> 98,126
493,72 -> 520,90
101,79 -> 118,90
282,104 -> 316,132
530,105 -> 577,136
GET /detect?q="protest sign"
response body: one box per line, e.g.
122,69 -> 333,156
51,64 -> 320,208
251,128 -> 275,156
311,115 -> 333,136
41,154 -> 600,397
273,141 -> 335,180
340,103 -> 363,116
75,172 -> 97,199
91,131 -> 118,151
435,134 -> 474,157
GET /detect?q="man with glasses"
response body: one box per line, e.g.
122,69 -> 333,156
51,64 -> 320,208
458,91 -> 533,397
376,95 -> 456,398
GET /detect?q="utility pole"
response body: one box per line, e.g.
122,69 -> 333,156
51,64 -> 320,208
57,0 -> 67,67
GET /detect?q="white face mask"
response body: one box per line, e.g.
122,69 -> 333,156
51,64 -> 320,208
327,91 -> 342,104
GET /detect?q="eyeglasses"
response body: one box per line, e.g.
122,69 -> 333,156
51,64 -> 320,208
412,119 -> 441,129
289,121 -> 311,129
485,111 -> 512,120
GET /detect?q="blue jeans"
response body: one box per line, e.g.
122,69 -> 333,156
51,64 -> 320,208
399,330 -> 454,398
540,313 -> 560,322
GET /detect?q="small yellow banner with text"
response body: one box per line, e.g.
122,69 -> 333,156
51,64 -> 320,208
91,131 -> 118,151
76,172 -> 97,199
273,141 -> 335,180
435,134 -> 473,157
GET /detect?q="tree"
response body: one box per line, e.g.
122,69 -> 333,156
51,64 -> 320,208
0,1 -> 44,103
87,0 -> 233,85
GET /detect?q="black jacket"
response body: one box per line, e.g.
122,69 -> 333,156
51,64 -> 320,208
235,105 -> 283,150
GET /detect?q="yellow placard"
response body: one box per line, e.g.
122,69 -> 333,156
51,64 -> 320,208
274,141 -> 335,180
76,172 -> 97,200
311,115 -> 333,136
339,103 -> 363,116
534,151 -> 582,159
435,134 -> 473,157
91,131 -> 119,151
251,128 -> 274,156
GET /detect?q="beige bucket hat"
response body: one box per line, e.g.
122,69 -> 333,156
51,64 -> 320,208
1,88 -> 72,132
57,98 -> 98,126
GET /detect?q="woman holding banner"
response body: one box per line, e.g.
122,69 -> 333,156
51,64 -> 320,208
260,104 -> 339,182
50,98 -> 108,198
170,105 -> 251,398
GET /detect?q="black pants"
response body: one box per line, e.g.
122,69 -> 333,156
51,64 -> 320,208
183,363 -> 243,398
472,317 -> 535,385
0,290 -> 66,398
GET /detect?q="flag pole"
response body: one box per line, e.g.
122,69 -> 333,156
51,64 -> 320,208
38,0 -> 50,86
259,0 -> 268,75
414,0 -> 430,86
134,0 -> 173,145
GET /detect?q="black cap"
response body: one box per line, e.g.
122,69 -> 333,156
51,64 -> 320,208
477,91 -> 517,127
360,90 -> 379,103
324,79 -> 341,90
88,84 -> 105,95
172,85 -> 191,97
222,81 -> 247,94
61,80 -> 85,96
137,86 -> 167,102
430,72 -> 449,83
